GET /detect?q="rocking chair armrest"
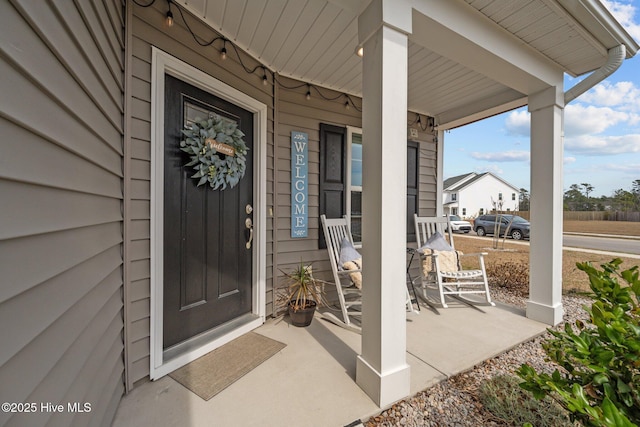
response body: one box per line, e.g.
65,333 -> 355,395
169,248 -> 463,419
418,252 -> 439,258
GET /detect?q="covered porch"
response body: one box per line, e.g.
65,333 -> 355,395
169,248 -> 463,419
133,0 -> 637,410
114,301 -> 547,426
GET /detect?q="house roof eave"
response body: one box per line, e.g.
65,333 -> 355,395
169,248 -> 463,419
558,0 -> 639,59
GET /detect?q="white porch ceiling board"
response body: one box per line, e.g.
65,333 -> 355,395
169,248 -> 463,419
409,52 -> 462,91
436,88 -> 527,127
245,0 -> 288,59
487,2 -> 537,24
219,0 -> 246,36
433,80 -> 509,114
183,0 -> 207,16
294,11 -> 358,80
498,2 -> 555,34
236,0 -> 269,50
417,76 -> 503,115
474,0 -> 524,22
433,73 -> 503,104
464,0 -> 609,75
326,56 -> 362,93
281,3 -> 344,75
305,21 -> 359,84
560,46 -> 607,73
257,1 -> 308,65
407,46 -> 520,115
409,76 -> 500,117
270,2 -> 329,69
411,66 -> 479,104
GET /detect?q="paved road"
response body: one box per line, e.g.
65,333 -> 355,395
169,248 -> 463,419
460,233 -> 640,257
563,234 -> 640,255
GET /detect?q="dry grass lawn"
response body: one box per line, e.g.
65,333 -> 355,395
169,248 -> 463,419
454,220 -> 639,294
564,220 -> 640,236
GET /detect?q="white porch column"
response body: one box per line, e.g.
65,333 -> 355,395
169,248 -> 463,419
436,129 -> 445,217
527,86 -> 564,326
356,0 -> 412,407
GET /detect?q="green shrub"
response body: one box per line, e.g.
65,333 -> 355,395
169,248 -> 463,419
517,259 -> 640,426
480,374 -> 576,426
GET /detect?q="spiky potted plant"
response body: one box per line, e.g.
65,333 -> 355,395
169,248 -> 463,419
280,263 -> 327,327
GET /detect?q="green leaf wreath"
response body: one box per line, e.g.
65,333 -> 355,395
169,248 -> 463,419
179,114 -> 249,190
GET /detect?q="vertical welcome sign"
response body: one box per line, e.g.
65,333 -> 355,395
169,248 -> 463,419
291,131 -> 308,238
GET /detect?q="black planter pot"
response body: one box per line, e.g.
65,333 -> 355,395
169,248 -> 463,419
288,300 -> 317,327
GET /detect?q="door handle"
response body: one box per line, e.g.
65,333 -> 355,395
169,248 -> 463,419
245,217 -> 253,249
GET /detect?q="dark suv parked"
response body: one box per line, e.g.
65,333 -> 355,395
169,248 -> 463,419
473,214 -> 530,240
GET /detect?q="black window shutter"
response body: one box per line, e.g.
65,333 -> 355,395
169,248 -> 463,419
319,124 -> 347,248
406,141 -> 419,242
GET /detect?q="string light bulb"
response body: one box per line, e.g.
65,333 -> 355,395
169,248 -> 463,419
220,40 -> 227,60
165,0 -> 174,27
262,67 -> 268,85
344,100 -> 350,110
306,85 -> 311,100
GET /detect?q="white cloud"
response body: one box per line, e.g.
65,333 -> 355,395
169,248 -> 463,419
505,110 -> 530,136
504,87 -> 639,137
564,104 -> 630,136
474,165 -> 504,175
602,0 -> 640,41
565,133 -> 640,155
564,156 -> 577,164
577,81 -> 640,111
470,150 -> 530,162
600,162 -> 640,173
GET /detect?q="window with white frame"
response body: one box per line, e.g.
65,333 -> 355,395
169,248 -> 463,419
319,123 -> 420,248
347,130 -> 363,243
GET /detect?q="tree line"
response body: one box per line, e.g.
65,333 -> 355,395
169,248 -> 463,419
516,180 -> 640,212
564,180 -> 640,211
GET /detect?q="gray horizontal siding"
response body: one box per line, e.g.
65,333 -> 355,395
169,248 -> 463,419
0,0 -> 124,426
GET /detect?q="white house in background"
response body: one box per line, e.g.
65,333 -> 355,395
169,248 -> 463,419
443,172 -> 521,218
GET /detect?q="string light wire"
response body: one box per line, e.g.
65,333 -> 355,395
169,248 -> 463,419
131,0 -> 375,113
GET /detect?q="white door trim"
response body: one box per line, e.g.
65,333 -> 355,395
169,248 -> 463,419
149,47 -> 267,379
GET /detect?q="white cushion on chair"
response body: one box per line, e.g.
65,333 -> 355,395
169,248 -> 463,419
338,238 -> 363,289
418,231 -> 453,253
339,238 -> 361,265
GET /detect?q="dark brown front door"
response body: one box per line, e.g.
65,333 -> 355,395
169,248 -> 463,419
163,74 -> 253,349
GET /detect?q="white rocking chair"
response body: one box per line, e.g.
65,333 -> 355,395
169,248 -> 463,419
320,215 -> 418,333
413,215 -> 494,308
320,215 -> 363,332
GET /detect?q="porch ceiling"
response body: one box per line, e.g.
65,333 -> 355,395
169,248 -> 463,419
177,0 -> 637,128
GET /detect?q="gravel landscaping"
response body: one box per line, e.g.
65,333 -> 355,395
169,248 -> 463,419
364,290 -> 592,426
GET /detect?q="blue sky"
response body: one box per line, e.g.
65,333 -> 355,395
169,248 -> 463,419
444,0 -> 640,198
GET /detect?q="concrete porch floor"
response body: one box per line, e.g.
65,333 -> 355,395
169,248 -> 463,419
113,299 -> 547,427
